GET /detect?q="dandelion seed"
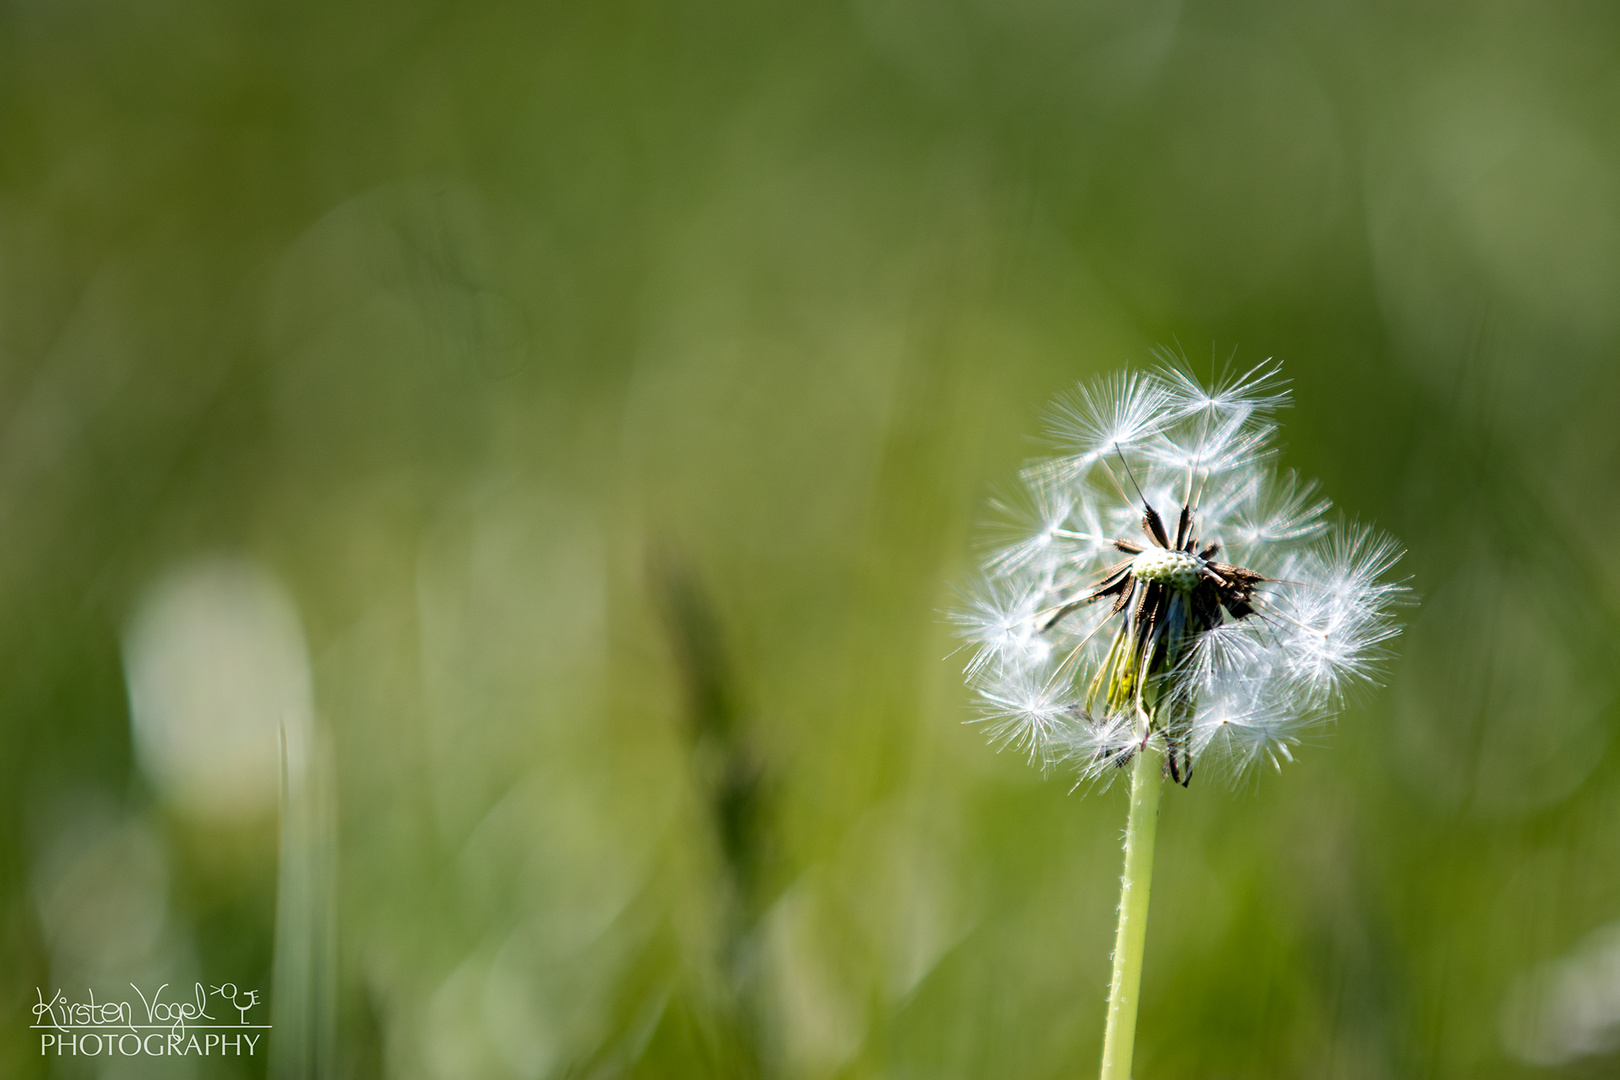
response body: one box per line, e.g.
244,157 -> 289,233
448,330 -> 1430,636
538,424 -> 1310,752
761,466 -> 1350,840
1043,370 -> 1174,479
951,576 -> 1056,680
973,666 -> 1081,762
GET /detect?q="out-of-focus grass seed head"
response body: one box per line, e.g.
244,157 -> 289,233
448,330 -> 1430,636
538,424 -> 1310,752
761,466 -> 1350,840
954,355 -> 1409,786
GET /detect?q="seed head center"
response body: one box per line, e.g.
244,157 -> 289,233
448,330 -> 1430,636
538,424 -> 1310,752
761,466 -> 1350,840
1131,548 -> 1205,592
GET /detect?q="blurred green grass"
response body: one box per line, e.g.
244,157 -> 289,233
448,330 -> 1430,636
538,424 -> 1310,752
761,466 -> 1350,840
4,1 -> 1620,1078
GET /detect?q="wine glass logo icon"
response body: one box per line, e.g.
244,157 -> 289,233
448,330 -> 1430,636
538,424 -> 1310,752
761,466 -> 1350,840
209,984 -> 261,1025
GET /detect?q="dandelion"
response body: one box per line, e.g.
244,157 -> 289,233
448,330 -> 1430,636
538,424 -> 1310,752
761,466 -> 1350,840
954,354 -> 1408,1080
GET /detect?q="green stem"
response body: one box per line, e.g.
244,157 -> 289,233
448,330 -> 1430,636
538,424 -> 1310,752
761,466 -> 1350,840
1099,748 -> 1163,1080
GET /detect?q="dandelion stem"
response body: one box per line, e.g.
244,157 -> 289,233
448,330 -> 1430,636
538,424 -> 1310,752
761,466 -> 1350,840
1100,747 -> 1163,1080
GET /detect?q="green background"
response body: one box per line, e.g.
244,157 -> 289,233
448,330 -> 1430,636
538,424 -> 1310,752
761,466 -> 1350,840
4,1 -> 1619,1077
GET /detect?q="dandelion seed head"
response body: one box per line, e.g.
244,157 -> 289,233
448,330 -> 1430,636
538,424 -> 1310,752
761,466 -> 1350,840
953,355 -> 1409,787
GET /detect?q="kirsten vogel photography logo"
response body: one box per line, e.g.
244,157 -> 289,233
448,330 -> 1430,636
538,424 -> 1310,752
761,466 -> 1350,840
32,981 -> 269,1058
